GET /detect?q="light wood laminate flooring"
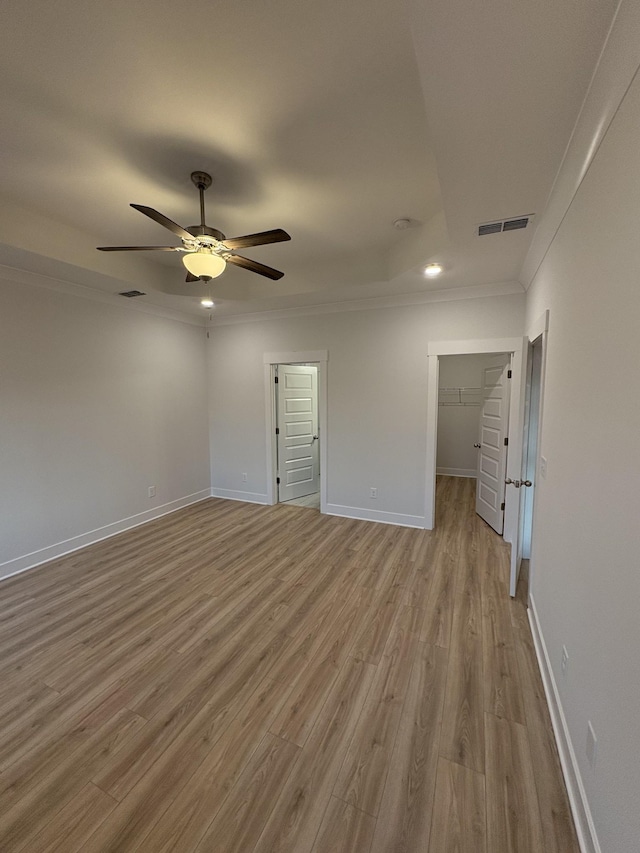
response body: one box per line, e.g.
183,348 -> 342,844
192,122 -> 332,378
0,477 -> 578,852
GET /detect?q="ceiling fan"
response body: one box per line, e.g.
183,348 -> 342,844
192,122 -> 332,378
97,171 -> 290,282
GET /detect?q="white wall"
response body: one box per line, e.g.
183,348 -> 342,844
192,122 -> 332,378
436,353 -> 486,476
207,294 -> 524,525
0,276 -> 211,577
524,12 -> 640,850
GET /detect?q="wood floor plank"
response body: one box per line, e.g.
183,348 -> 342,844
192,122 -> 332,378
310,796 -> 376,853
369,642 -> 448,853
0,708 -> 146,852
333,604 -> 419,817
269,586 -> 365,746
0,693 -> 146,812
510,598 -> 580,852
26,782 -> 118,853
0,647 -> 151,773
428,756 -> 486,853
252,657 -> 376,853
485,712 -> 545,852
83,681 -> 287,852
92,627 -> 290,801
480,528 -> 526,724
439,528 -> 485,774
419,538 -> 456,648
191,732 -> 300,853
139,677 -> 294,853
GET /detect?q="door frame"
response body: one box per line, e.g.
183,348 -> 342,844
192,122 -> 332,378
263,350 -> 328,511
424,337 -> 526,550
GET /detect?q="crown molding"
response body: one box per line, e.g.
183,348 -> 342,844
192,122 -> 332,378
0,263 -> 207,327
519,0 -> 638,289
207,281 -> 524,327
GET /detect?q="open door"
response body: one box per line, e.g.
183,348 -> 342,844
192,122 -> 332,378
276,364 -> 319,502
508,333 -> 544,596
475,354 -> 511,534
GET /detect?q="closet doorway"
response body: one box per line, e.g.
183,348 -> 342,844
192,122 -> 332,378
437,352 -> 511,535
424,336 -> 526,596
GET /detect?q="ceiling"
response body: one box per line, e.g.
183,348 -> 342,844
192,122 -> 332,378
0,0 -> 619,321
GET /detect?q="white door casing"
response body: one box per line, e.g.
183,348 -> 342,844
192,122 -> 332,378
475,355 -> 511,534
276,364 -> 319,502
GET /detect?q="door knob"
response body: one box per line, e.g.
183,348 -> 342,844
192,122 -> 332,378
473,443 -> 481,448
522,480 -> 532,487
312,435 -> 319,441
505,478 -> 520,487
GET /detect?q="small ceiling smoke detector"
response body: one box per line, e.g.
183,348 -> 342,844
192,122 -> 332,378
393,218 -> 412,230
201,298 -> 214,308
424,263 -> 443,278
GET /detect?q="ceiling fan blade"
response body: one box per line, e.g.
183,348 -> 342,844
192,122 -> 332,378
226,254 -> 284,280
97,246 -> 180,252
130,204 -> 193,242
185,272 -> 199,283
222,229 -> 291,250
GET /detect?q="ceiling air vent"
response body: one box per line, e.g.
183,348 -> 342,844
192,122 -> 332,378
478,222 -> 503,236
503,217 -> 529,231
119,290 -> 146,298
478,214 -> 533,236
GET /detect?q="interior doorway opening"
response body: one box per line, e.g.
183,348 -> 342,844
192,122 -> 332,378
436,351 -> 512,536
425,336 -> 526,596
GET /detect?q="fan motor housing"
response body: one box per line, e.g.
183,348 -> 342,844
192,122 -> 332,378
186,224 -> 226,242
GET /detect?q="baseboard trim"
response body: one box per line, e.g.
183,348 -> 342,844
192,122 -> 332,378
0,489 -> 212,582
324,503 -> 424,528
209,487 -> 270,505
436,467 -> 477,478
528,594 -> 600,853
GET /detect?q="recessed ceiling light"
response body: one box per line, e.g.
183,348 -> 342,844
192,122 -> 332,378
201,298 -> 214,308
424,263 -> 443,277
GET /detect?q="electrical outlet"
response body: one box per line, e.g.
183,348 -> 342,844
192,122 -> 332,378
241,473 -> 248,482
540,456 -> 547,479
586,721 -> 597,769
370,487 -> 378,499
148,486 -> 156,498
561,645 -> 569,676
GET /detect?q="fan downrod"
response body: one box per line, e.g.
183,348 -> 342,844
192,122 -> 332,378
191,171 -> 212,191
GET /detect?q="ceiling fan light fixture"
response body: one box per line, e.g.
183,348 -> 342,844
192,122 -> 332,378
200,298 -> 215,308
183,251 -> 226,280
424,263 -> 443,278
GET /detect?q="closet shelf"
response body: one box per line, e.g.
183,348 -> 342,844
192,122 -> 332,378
438,386 -> 481,406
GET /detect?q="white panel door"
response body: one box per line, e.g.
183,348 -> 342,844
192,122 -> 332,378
475,355 -> 511,534
276,364 -> 319,502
